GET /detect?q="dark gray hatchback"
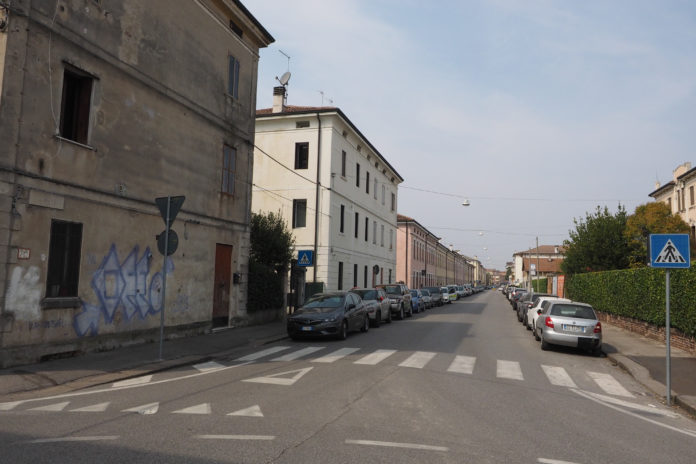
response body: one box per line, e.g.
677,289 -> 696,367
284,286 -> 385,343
287,292 -> 369,340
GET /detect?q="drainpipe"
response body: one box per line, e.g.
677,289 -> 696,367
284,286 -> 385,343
313,113 -> 321,282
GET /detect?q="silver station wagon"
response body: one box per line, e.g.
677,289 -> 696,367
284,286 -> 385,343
534,301 -> 602,356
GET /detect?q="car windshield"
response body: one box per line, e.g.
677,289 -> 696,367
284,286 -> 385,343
382,285 -> 401,294
550,304 -> 597,319
352,290 -> 376,300
410,290 -> 419,297
303,295 -> 344,309
421,290 -> 430,296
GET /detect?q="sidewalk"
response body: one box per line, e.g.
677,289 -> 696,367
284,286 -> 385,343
1,318 -> 695,418
0,321 -> 288,400
601,322 -> 696,417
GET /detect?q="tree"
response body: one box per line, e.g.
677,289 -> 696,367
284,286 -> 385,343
505,266 -> 512,281
561,205 -> 629,275
624,202 -> 690,267
248,211 -> 295,312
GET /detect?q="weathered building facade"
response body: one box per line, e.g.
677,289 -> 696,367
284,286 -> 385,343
0,0 -> 273,367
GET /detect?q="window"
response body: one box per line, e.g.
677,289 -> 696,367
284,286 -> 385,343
667,197 -> 672,211
228,55 -> 240,99
365,217 -> 369,242
338,262 -> 344,290
374,178 -> 377,199
292,199 -> 307,228
296,120 -> 310,128
340,204 -> 345,233
382,185 -> 386,205
341,150 -> 347,177
46,220 -> 83,298
389,229 -> 393,250
354,212 -> 359,238
221,145 -> 236,194
381,224 -> 384,247
364,265 -> 368,288
691,186 -> 694,206
366,172 -> 370,194
391,193 -> 396,212
353,264 -> 358,287
388,269 -> 392,284
356,163 -> 360,187
60,67 -> 94,144
373,221 -> 377,244
295,142 -> 309,169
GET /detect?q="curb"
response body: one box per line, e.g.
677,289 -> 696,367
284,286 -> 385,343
606,352 -> 696,418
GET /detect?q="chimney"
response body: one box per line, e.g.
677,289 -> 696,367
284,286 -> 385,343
272,86 -> 286,113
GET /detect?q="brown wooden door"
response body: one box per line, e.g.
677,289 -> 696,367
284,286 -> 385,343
213,244 -> 233,328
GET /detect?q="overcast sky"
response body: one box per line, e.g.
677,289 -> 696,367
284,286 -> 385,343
246,0 -> 696,271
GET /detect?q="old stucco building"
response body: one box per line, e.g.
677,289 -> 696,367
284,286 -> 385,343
0,0 -> 273,366
649,162 -> 696,239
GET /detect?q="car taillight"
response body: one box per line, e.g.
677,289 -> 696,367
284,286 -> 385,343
379,296 -> 384,301
594,322 -> 602,333
545,317 -> 554,328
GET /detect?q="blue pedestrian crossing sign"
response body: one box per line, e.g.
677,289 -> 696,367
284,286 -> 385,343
297,250 -> 314,267
650,234 -> 690,268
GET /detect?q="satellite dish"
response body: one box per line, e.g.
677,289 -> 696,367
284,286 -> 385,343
277,71 -> 291,86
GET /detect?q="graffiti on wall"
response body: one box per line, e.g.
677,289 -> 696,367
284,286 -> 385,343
5,266 -> 42,321
73,244 -> 174,337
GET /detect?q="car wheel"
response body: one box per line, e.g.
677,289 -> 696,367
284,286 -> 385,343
407,306 -> 413,317
540,337 -> 550,351
592,347 -> 602,357
338,321 -> 348,340
398,305 -> 404,320
523,315 -> 530,329
361,315 -> 369,332
386,309 -> 392,323
374,310 -> 381,328
533,324 -> 541,341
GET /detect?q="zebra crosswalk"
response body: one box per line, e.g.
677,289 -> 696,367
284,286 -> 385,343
235,345 -> 636,398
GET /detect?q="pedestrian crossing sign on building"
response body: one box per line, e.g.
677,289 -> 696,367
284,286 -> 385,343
297,250 -> 314,267
649,234 -> 690,268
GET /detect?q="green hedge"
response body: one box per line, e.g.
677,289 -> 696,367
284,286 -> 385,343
247,260 -> 284,312
566,267 -> 696,336
532,278 -> 548,293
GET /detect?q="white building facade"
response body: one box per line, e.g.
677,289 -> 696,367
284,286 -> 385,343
252,88 -> 403,291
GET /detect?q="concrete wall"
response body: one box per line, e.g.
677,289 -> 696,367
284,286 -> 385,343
0,0 -> 272,367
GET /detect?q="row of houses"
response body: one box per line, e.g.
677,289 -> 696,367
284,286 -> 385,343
0,1 -> 488,367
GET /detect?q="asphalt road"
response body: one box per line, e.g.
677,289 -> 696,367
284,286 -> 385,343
2,291 -> 695,463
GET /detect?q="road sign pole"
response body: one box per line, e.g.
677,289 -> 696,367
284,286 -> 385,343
666,269 -> 671,406
159,196 -> 170,360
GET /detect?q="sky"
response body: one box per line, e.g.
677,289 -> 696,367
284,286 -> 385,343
245,0 -> 696,271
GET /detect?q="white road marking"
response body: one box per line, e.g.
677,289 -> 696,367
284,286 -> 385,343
587,372 -> 634,398
346,439 -> 449,452
29,402 -> 70,412
112,375 -> 153,388
242,367 -> 313,386
228,405 -> 263,417
122,402 -> 159,415
24,436 -> 119,444
173,403 -> 211,414
447,355 -> 476,374
399,351 -> 437,369
572,389 -> 696,439
312,347 -> 360,363
0,401 -> 23,411
538,459 -> 581,464
497,360 -> 524,380
579,390 -> 679,417
272,346 -> 325,361
237,346 -> 291,361
354,349 -> 397,365
70,402 -> 110,412
196,435 -> 275,440
194,361 -> 225,372
541,365 -> 577,388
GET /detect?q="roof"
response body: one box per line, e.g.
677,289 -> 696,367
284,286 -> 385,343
521,258 -> 563,273
231,0 -> 274,45
256,106 -> 404,183
649,180 -> 676,198
514,245 -> 565,256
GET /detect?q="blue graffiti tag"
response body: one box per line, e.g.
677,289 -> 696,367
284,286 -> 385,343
73,245 -> 174,337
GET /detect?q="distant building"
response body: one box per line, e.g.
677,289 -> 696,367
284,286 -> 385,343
513,246 -> 565,286
252,86 -> 403,292
0,1 -> 273,367
649,162 -> 696,239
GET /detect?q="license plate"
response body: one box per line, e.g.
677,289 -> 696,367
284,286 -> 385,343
563,324 -> 583,333
301,326 -> 313,331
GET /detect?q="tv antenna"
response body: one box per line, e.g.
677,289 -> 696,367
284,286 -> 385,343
279,49 -> 291,71
318,90 -> 333,106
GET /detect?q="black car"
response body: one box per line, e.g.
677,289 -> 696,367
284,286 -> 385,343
287,292 -> 369,340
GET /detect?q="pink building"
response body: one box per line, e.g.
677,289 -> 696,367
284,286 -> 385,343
396,215 -> 440,288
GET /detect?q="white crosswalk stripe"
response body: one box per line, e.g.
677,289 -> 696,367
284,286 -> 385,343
399,351 -> 437,369
312,347 -> 360,363
272,347 -> 325,361
447,355 -> 476,374
587,371 -> 634,398
237,346 -> 291,361
354,349 -> 397,365
497,360 -> 524,380
541,365 -> 577,388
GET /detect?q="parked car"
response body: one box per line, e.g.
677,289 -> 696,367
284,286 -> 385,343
534,301 -> 602,356
376,283 -> 413,319
349,288 -> 391,327
527,297 -> 571,332
510,288 -> 528,307
423,286 -> 443,306
516,292 -> 555,323
447,285 -> 459,301
456,285 -> 467,299
287,292 -> 369,340
420,289 -> 433,309
463,284 -> 473,296
410,289 -> 424,313
440,286 -> 452,304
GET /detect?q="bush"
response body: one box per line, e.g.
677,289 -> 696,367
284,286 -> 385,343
566,267 -> 696,336
247,260 -> 284,312
532,278 -> 547,293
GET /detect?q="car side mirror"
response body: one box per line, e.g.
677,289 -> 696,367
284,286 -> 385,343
348,304 -> 356,310
537,309 -> 542,315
